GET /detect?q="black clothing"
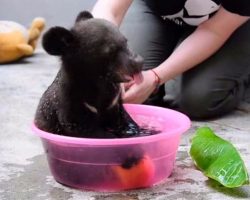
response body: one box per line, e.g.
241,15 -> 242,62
121,0 -> 250,119
144,0 -> 250,26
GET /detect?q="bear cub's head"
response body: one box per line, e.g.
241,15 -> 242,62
42,11 -> 143,83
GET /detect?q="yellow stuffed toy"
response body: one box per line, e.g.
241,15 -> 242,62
0,18 -> 45,63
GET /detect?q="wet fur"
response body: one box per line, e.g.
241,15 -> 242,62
35,11 -> 144,138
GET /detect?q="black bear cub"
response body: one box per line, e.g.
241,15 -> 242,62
35,11 -> 144,138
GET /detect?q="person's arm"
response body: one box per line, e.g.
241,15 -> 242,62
92,0 -> 133,26
154,7 -> 250,84
123,7 -> 250,103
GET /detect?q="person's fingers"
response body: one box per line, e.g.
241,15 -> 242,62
120,83 -> 126,98
133,72 -> 143,84
122,86 -> 140,104
124,80 -> 135,90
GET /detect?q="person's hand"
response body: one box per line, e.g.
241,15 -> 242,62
122,70 -> 158,104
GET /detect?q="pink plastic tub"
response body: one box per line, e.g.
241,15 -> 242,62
32,104 -> 191,191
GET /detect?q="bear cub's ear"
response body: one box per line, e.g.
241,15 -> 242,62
42,27 -> 74,56
75,11 -> 93,23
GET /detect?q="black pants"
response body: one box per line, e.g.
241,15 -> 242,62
120,0 -> 250,119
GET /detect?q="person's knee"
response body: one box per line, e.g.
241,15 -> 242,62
179,81 -> 239,120
179,85 -> 211,119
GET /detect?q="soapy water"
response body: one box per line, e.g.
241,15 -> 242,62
105,113 -> 162,138
129,114 -> 164,137
131,124 -> 161,137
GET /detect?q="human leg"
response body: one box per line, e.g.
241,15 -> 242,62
179,21 -> 250,119
121,0 -> 183,69
120,0 -> 182,105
